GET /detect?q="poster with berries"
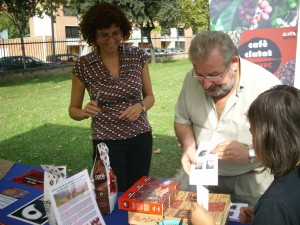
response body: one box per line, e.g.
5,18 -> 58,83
238,26 -> 297,85
209,0 -> 298,86
209,0 -> 299,31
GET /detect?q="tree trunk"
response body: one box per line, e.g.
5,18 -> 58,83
20,36 -> 27,69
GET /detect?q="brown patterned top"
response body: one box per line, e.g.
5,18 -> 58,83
73,45 -> 151,140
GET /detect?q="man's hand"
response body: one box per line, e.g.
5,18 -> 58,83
212,140 -> 249,163
181,147 -> 197,175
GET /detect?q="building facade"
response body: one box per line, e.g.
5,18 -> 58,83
1,5 -> 193,61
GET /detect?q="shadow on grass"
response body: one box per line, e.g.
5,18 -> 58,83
151,134 -> 182,178
0,123 -> 182,178
0,123 -> 92,174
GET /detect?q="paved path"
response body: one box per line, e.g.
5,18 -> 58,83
174,167 -> 196,192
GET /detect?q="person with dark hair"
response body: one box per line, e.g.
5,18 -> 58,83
190,84 -> 300,225
174,31 -> 281,205
69,3 -> 155,192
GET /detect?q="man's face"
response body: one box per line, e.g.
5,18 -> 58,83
192,50 -> 237,98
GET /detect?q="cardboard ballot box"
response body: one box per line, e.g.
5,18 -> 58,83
128,191 -> 231,225
135,176 -> 181,192
118,176 -> 181,216
119,184 -> 177,216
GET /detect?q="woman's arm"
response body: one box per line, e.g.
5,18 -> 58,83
140,61 -> 155,111
68,74 -> 100,120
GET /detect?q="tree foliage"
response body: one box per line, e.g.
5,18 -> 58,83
0,0 -> 70,37
68,0 -> 210,62
0,0 -> 211,63
68,0 -> 182,63
177,0 -> 210,31
0,13 -> 29,38
0,0 -> 67,68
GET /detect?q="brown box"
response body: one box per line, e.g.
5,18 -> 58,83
128,191 -> 231,225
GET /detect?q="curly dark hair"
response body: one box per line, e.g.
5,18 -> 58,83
79,2 -> 132,49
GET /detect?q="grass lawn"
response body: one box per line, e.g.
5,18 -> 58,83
0,58 -> 192,178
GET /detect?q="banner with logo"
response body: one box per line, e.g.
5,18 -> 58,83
209,0 -> 299,86
238,26 -> 297,85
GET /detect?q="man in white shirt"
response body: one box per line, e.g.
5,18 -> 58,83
174,31 -> 281,206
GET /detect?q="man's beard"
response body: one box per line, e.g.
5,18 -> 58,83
205,70 -> 236,98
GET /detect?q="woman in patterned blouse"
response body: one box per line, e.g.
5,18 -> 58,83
69,2 -> 155,192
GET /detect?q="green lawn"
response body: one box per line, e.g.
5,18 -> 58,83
0,59 -> 192,178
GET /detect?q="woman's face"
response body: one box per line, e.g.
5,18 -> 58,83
249,121 -> 257,152
249,121 -> 261,161
96,24 -> 123,54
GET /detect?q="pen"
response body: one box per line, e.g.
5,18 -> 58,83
179,218 -> 183,225
95,90 -> 100,104
157,220 -> 183,225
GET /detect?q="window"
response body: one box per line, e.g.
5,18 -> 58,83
178,28 -> 185,36
65,26 -> 80,38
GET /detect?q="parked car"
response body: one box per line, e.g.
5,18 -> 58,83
47,54 -> 79,64
144,48 -> 169,57
166,48 -> 185,54
0,56 -> 51,71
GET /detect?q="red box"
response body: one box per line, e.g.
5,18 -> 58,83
119,185 -> 177,215
118,176 -> 181,215
132,176 -> 181,192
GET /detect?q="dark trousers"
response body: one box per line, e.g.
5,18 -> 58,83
93,131 -> 153,192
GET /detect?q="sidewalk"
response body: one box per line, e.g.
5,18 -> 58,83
174,167 -> 196,192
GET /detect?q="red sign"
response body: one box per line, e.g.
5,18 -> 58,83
12,169 -> 44,189
238,26 -> 297,85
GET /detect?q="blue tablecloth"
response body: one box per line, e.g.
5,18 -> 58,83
0,163 -> 244,225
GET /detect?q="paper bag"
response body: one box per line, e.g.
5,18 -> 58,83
91,142 -> 118,214
41,165 -> 66,225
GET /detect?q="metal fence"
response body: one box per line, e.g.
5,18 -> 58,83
0,37 -> 85,63
0,36 -> 192,64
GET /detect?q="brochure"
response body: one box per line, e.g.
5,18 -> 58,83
48,169 -> 106,225
0,187 -> 30,209
196,185 -> 209,210
229,203 -> 249,222
189,141 -> 218,186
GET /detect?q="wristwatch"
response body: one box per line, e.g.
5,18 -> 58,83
139,102 -> 146,112
248,145 -> 256,163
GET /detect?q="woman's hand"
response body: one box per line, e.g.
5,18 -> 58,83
239,207 -> 254,224
70,74 -> 98,121
82,100 -> 101,118
118,103 -> 143,121
190,202 -> 215,225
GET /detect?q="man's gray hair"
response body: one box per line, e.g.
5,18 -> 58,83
189,31 -> 238,65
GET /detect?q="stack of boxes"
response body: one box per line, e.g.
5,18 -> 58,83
118,176 -> 231,225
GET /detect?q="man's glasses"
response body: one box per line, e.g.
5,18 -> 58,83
97,30 -> 123,41
192,60 -> 231,82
